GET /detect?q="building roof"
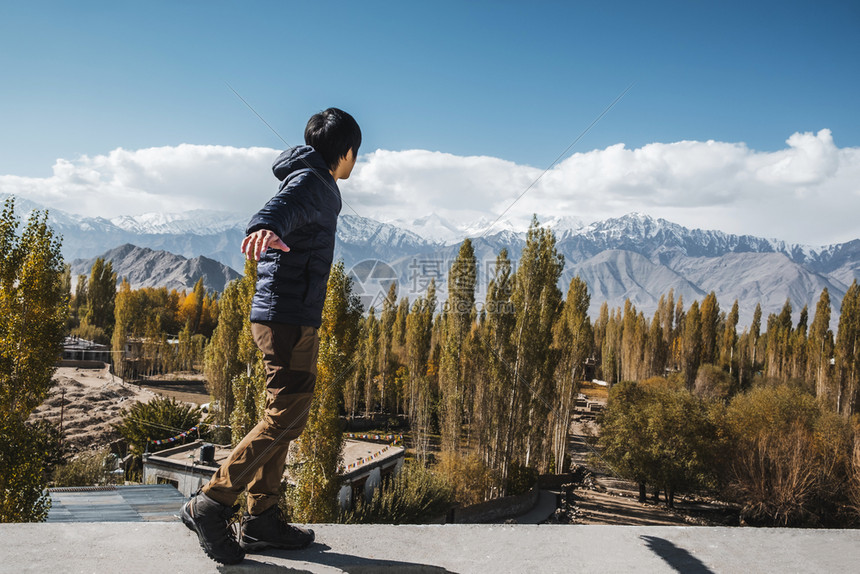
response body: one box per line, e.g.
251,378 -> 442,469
46,484 -> 185,522
147,438 -> 405,482
63,336 -> 109,352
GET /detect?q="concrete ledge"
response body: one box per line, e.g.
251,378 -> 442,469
2,523 -> 859,573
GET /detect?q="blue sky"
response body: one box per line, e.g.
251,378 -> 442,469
1,1 -> 859,244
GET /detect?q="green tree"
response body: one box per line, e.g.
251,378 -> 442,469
290,261 -> 362,523
228,260 -> 265,444
439,239 -> 477,454
509,216 -> 563,472
645,309 -> 667,378
405,279 -> 436,463
72,274 -> 87,328
480,249 -> 516,486
111,278 -> 133,378
378,282 -> 398,415
766,299 -> 793,381
599,379 -> 718,507
84,257 -> 117,337
835,280 -> 860,416
203,260 -> 257,434
807,288 -> 835,408
0,198 -> 69,521
699,292 -> 720,365
682,300 -> 702,389
360,309 -> 380,417
551,276 -> 592,474
719,300 -> 739,378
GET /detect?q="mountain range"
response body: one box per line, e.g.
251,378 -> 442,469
5,194 -> 858,328
70,244 -> 241,293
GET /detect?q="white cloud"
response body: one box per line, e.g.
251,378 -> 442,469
1,130 -> 858,245
345,129 -> 860,245
0,144 -> 279,219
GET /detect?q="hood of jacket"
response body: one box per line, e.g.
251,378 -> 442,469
272,145 -> 330,182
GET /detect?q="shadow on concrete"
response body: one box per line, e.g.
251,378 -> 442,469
639,535 -> 715,574
217,542 -> 458,573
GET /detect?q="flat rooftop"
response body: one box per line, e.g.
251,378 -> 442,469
150,438 -> 404,477
2,523 -> 858,573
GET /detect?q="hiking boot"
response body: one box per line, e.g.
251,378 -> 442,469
240,505 -> 315,551
180,491 -> 245,565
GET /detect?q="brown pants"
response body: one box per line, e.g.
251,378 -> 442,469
202,322 -> 319,514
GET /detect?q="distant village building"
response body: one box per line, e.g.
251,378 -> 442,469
143,439 -> 404,507
119,335 -> 181,378
61,336 -> 111,364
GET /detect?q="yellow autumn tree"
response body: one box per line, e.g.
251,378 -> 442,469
0,197 -> 68,522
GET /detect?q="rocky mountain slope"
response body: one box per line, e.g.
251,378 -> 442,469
9,194 -> 858,326
71,244 -> 240,293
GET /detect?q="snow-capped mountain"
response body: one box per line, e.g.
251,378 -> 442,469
5,193 -> 858,327
386,213 -> 464,244
110,210 -> 249,235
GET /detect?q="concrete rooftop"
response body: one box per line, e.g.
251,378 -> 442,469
1,522 -> 858,573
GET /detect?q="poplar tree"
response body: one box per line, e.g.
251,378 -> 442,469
551,276 -> 592,474
671,296 -> 686,373
766,299 -> 793,380
228,260 -> 265,444
601,307 -> 623,384
378,283 -> 397,414
0,198 -> 68,522
481,250 -> 516,485
620,300 -> 639,381
593,302 -> 609,379
112,278 -> 133,378
720,300 -> 739,378
683,301 -> 702,389
807,288 -> 834,408
393,296 -> 409,350
85,257 -> 117,336
699,292 -> 720,365
203,260 -> 256,435
509,217 -> 563,471
291,261 -> 362,522
361,310 -> 380,417
835,280 -> 860,416
439,239 -> 476,454
661,289 -> 676,345
750,303 -> 762,371
789,305 -> 809,381
73,275 -> 87,326
645,309 -> 667,378
406,279 -> 436,463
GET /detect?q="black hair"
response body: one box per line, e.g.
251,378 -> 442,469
304,108 -> 362,171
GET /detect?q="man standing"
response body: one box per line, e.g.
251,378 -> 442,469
182,108 -> 361,565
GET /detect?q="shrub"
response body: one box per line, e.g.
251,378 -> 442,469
694,364 -> 737,401
113,396 -> 202,456
340,461 -> 454,524
725,384 -> 853,525
52,448 -> 112,487
70,320 -> 109,345
436,451 -> 493,505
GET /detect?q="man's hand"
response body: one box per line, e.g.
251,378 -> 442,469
241,229 -> 290,261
